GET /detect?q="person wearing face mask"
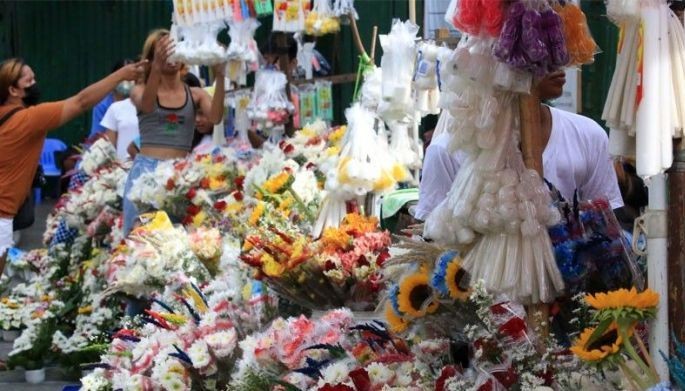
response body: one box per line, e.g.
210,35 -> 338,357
0,57 -> 145,269
101,67 -> 140,161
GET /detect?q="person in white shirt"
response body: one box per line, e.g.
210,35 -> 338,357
101,80 -> 139,161
415,70 -> 624,221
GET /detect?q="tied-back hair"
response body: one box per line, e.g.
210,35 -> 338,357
0,58 -> 26,104
141,29 -> 169,82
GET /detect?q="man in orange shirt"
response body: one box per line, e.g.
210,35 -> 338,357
0,57 -> 145,270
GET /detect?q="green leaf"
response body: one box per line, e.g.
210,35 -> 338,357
586,317 -> 613,348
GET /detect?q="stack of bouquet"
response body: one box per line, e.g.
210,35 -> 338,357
128,147 -> 250,225
105,212 -> 213,298
241,213 -> 390,311
81,280 -> 276,391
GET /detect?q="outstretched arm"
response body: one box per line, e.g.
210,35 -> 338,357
58,60 -> 146,129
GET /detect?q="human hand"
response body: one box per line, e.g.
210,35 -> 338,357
153,35 -> 176,70
117,60 -> 148,82
212,62 -> 227,78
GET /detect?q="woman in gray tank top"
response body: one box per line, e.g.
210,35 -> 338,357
122,29 -> 226,235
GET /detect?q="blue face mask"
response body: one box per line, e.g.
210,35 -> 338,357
115,81 -> 133,97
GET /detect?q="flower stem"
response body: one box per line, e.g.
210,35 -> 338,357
618,360 -> 649,391
634,331 -> 661,383
621,329 -> 659,388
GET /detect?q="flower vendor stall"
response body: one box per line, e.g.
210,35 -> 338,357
2,0 -> 681,390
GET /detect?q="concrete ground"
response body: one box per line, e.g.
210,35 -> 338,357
2,198 -> 74,390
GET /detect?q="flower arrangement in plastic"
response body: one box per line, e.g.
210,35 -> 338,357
105,212 -> 212,298
128,147 -> 245,223
548,194 -> 644,296
248,68 -> 295,142
80,281 -> 259,391
240,212 -> 390,311
570,287 -> 664,390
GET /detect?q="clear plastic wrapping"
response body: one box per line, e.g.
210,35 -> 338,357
247,69 -> 294,140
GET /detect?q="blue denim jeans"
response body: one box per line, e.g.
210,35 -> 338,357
122,155 -> 160,236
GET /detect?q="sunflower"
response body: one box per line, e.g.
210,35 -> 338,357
385,301 -> 409,333
397,272 -> 439,318
570,322 -> 632,362
249,202 -> 266,226
263,172 -> 293,194
445,258 -> 471,301
585,287 -> 659,310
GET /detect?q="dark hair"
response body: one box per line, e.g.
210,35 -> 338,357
260,33 -> 298,62
111,58 -> 135,74
183,72 -> 202,88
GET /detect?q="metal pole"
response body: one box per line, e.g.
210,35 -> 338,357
647,173 -> 669,380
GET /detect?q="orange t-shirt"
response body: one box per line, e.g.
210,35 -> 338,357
0,102 -> 64,217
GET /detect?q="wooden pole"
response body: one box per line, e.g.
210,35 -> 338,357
518,93 -> 550,338
409,0 -> 417,24
370,26 -> 379,63
348,13 -> 369,59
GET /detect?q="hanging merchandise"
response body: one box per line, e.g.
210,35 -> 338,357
299,83 -> 317,126
253,0 -> 274,17
315,80 -> 333,122
170,0 -> 231,65
422,0 -> 600,304
305,0 -> 340,36
313,103 -> 406,236
378,19 -> 420,123
295,33 -> 317,80
273,0 -> 310,32
225,18 -> 261,86
493,0 -> 569,77
413,42 -> 448,116
359,67 -> 382,112
247,68 -> 294,143
230,89 -> 255,157
603,1 -> 685,177
552,1 -> 600,66
388,121 -> 422,176
333,0 -> 357,19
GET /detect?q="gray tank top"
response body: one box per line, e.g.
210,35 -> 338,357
138,84 -> 196,152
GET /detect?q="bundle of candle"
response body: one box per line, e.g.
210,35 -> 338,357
313,103 -> 408,236
602,0 -> 685,177
273,0 -> 310,32
305,0 -> 340,36
413,42 -> 448,116
552,1 -> 599,66
423,0 -> 597,303
225,19 -> 261,85
247,68 -> 295,143
378,19 -> 420,123
227,89 -> 254,157
170,0 -> 233,65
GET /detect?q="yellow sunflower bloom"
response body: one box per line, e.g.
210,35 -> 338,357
397,272 -> 439,318
446,260 -> 471,301
585,287 -> 659,311
385,301 -> 408,333
571,322 -> 632,362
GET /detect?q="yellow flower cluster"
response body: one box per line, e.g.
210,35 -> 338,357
585,287 -> 659,311
263,172 -> 293,194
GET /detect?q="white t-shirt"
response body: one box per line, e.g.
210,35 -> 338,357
415,107 -> 624,220
100,98 -> 139,161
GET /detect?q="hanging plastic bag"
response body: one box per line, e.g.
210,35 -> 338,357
226,18 -> 261,84
378,19 -> 420,123
305,0 -> 340,36
247,69 -> 294,140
